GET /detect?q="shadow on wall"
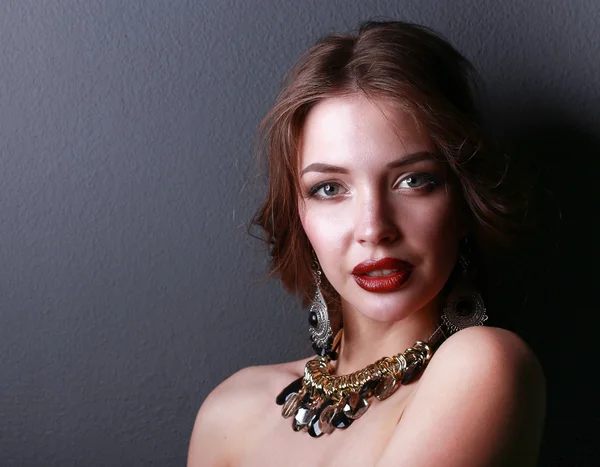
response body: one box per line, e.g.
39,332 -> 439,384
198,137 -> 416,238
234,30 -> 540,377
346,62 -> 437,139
495,107 -> 599,467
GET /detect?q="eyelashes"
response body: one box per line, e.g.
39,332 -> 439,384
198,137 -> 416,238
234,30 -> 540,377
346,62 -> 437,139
395,173 -> 439,191
307,182 -> 347,199
304,173 -> 440,200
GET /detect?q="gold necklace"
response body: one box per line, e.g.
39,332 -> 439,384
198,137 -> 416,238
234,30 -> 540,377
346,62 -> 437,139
275,325 -> 445,437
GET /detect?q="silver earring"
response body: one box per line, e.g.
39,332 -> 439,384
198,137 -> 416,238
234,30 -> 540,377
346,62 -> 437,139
441,241 -> 488,334
308,262 -> 333,356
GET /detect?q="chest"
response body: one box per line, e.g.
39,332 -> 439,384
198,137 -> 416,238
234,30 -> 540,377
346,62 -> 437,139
237,387 -> 415,467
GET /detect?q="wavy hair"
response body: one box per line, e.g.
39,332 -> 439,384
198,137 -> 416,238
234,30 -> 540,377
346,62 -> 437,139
251,20 -> 532,316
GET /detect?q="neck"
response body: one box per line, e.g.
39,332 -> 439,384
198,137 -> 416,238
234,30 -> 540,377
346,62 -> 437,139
334,296 -> 442,375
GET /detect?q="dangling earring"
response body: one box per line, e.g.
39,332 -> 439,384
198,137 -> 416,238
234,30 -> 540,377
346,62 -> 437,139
308,259 -> 334,357
441,238 -> 488,334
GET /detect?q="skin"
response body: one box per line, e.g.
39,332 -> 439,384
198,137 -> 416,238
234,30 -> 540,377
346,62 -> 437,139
188,94 -> 546,466
298,94 -> 463,373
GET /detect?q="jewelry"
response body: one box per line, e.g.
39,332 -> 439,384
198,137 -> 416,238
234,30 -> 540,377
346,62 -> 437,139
441,240 -> 488,333
308,264 -> 333,356
276,325 -> 446,438
278,241 -> 487,438
441,287 -> 488,333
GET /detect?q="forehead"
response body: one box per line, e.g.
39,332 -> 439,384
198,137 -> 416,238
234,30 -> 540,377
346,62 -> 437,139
298,94 -> 433,169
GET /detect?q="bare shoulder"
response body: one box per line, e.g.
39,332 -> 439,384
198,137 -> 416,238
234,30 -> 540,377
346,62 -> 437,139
426,326 -> 546,424
187,359 -> 307,467
433,325 -> 545,379
377,327 -> 546,467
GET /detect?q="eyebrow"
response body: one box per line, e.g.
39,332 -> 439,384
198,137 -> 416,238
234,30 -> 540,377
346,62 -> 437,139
300,151 -> 435,177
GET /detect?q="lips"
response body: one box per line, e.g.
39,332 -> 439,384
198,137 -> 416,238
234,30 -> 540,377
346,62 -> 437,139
352,257 -> 413,293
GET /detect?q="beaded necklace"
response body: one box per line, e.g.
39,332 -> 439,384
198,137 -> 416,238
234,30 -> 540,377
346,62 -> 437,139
275,325 -> 446,437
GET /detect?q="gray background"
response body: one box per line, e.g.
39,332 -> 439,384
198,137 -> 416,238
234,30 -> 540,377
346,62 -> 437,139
1,0 -> 598,466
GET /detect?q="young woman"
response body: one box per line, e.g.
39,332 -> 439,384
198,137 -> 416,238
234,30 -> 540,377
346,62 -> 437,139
188,21 -> 546,466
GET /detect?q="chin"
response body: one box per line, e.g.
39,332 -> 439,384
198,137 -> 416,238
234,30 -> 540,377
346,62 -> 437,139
345,293 -> 430,323
341,272 -> 446,323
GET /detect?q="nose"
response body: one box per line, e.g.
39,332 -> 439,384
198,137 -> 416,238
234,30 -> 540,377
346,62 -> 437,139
353,192 -> 400,246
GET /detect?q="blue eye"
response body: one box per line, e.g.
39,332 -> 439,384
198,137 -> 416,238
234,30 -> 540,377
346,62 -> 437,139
397,173 -> 438,190
309,182 -> 343,199
317,183 -> 341,197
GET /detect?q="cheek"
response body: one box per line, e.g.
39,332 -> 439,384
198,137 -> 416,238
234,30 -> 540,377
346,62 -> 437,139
300,204 -> 350,258
402,195 -> 462,263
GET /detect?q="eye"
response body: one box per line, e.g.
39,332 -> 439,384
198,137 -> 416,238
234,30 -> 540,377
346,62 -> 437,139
308,182 -> 345,199
396,173 -> 438,191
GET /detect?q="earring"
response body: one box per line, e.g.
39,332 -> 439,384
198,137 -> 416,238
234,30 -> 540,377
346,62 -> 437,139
441,239 -> 488,334
308,261 -> 334,357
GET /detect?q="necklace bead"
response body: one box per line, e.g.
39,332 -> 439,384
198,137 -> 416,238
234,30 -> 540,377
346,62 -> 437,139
342,392 -> 369,419
275,376 -> 303,406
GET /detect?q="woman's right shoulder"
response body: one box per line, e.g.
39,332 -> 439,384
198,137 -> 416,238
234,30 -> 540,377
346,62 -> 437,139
204,358 -> 308,412
187,359 -> 308,466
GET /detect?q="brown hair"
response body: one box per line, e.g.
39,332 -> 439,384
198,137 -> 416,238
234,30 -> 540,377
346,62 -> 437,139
251,20 -> 532,315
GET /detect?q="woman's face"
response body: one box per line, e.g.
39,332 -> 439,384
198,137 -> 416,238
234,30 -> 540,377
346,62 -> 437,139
298,94 -> 465,323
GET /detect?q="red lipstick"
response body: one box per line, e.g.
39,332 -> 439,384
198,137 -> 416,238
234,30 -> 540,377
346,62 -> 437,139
352,257 -> 413,293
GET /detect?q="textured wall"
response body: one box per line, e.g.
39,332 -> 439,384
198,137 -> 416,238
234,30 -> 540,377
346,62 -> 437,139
1,0 -> 598,465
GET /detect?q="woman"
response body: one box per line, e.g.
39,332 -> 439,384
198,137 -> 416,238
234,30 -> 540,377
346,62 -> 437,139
188,21 -> 546,466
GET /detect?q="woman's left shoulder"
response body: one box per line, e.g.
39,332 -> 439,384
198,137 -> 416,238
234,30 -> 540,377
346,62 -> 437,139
431,325 -> 545,384
418,325 -> 547,459
376,326 -> 546,466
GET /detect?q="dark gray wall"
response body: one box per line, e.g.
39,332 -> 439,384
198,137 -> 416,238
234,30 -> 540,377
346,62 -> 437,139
1,1 -> 598,465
